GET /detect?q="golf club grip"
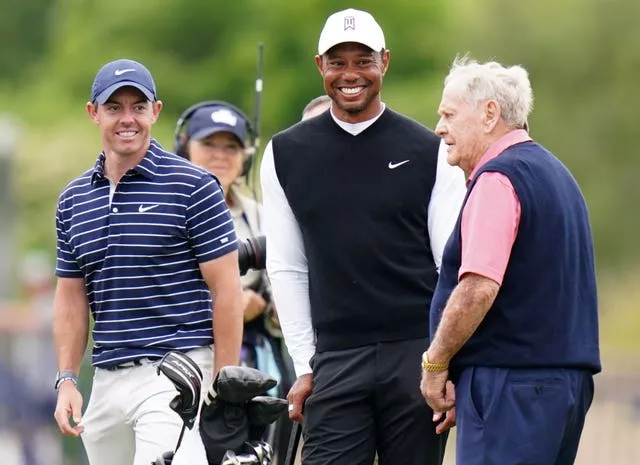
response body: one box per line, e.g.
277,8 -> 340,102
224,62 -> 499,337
284,421 -> 302,465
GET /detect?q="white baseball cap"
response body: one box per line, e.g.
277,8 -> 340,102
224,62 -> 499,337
317,8 -> 386,56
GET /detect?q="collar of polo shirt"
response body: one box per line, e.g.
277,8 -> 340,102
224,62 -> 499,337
90,139 -> 164,185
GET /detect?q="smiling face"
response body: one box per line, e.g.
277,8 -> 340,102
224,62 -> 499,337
86,86 -> 162,159
187,131 -> 244,196
315,42 -> 389,123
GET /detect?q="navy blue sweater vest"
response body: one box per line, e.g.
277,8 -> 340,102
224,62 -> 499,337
430,141 -> 601,374
273,109 -> 440,352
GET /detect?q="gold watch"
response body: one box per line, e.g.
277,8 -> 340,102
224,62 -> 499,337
421,351 -> 449,372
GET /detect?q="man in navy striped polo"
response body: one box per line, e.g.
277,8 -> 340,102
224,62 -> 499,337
52,58 -> 244,465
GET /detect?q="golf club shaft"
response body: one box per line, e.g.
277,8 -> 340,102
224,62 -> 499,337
284,421 -> 302,465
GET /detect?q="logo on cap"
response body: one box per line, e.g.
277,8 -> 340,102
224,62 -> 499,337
344,16 -> 355,30
211,109 -> 238,127
114,68 -> 136,76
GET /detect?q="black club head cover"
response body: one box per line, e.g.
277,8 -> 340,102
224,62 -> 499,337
200,366 -> 282,464
213,365 -> 277,404
156,351 -> 203,430
199,385 -> 249,465
246,395 -> 288,440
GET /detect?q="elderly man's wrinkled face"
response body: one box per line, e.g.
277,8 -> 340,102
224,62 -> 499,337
435,83 -> 489,176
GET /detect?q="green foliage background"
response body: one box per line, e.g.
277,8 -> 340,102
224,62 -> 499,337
1,1 -> 638,462
1,0 -> 638,335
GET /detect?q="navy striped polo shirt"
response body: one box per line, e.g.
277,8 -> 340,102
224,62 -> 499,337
55,140 -> 238,368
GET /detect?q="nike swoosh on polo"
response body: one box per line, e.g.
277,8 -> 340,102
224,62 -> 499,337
114,68 -> 136,76
138,204 -> 159,213
388,160 -> 410,169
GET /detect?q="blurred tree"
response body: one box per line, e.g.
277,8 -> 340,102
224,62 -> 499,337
3,5 -> 638,464
36,0 -> 448,130
8,0 -> 450,256
0,0 -> 55,83
449,0 -> 640,270
2,0 -> 638,273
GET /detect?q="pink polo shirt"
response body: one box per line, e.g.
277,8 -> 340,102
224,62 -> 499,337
459,130 -> 532,285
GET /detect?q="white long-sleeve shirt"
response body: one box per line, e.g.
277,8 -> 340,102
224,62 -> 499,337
260,108 -> 467,377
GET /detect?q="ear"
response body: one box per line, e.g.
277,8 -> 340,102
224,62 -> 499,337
380,49 -> 391,77
314,55 -> 324,76
86,101 -> 99,125
484,99 -> 501,133
151,100 -> 163,124
179,133 -> 190,159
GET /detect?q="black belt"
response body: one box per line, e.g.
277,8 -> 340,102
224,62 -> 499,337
104,358 -> 152,371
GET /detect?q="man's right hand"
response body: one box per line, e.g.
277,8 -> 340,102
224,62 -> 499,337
286,373 -> 313,423
54,381 -> 85,437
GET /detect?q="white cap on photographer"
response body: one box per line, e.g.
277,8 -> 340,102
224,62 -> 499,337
317,8 -> 386,55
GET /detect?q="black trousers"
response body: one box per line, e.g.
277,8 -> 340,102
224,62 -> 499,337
302,338 -> 448,465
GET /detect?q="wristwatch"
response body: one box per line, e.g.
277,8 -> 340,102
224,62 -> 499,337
55,370 -> 78,391
421,351 -> 449,372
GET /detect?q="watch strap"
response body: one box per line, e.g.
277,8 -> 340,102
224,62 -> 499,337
55,370 -> 78,390
421,351 -> 449,372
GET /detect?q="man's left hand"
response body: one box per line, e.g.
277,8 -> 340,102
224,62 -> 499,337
435,406 -> 456,435
420,368 -> 455,421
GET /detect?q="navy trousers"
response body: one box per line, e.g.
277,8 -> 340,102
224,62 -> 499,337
456,366 -> 594,465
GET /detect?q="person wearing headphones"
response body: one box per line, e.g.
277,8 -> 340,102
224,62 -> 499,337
174,101 -> 295,464
175,102 -> 268,325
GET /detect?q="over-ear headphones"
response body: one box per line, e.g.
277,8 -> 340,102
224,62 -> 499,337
173,100 -> 256,176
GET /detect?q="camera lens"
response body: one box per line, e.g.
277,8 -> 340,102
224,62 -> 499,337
238,235 -> 266,276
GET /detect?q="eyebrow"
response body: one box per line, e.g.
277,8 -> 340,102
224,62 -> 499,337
105,99 -> 149,105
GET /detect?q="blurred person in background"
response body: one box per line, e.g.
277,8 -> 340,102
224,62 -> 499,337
301,95 -> 331,120
174,100 -> 295,465
422,56 -> 600,465
52,58 -> 243,465
14,252 -> 57,405
0,252 -> 61,465
261,8 -> 466,465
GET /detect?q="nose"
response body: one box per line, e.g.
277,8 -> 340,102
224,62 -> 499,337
120,107 -> 136,123
339,62 -> 361,81
435,118 -> 446,137
210,148 -> 226,160
341,68 -> 359,82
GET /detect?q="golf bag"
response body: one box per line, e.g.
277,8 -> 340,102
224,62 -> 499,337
153,352 -> 288,465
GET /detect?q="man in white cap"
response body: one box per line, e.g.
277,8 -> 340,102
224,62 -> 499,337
260,8 -> 465,465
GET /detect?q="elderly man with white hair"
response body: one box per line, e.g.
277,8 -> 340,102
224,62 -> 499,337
421,56 -> 601,465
